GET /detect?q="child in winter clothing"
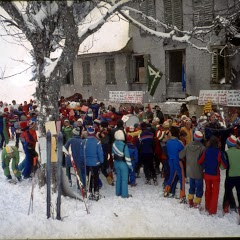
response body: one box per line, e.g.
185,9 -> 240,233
223,135 -> 240,215
179,131 -> 205,208
1,144 -> 22,181
164,126 -> 185,202
198,135 -> 228,215
126,134 -> 138,187
112,130 -> 133,198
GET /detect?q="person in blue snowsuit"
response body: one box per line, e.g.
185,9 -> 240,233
112,130 -> 133,198
164,126 -> 186,202
126,134 -> 138,187
64,127 -> 85,187
80,126 -> 104,201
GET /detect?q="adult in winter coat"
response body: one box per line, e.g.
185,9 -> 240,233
164,126 -> 185,202
80,126 -> 104,201
223,136 -> 240,215
139,122 -> 156,185
64,127 -> 85,187
1,144 -> 22,181
198,135 -> 228,215
179,131 -> 205,208
18,121 -> 38,179
0,111 -> 9,149
126,134 -> 138,187
112,130 -> 133,198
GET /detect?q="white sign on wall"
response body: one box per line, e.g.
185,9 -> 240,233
109,91 -> 143,104
198,90 -> 240,106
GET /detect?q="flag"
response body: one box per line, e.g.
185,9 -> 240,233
182,63 -> 186,92
147,61 -> 163,97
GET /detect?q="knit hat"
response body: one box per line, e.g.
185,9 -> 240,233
77,118 -> 83,124
72,127 -> 80,136
226,135 -> 237,148
156,130 -> 165,141
87,126 -> 95,135
194,131 -> 203,141
126,134 -> 133,143
6,145 -> 14,154
129,126 -> 135,132
114,130 -> 125,141
162,121 -> 170,129
87,109 -> 93,118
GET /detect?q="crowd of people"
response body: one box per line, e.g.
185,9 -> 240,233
1,95 -> 240,216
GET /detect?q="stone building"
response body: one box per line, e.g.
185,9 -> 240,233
60,0 -> 240,104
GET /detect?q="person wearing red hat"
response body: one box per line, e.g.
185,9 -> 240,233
126,134 -> 138,187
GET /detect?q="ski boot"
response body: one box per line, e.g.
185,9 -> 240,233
179,196 -> 188,204
145,179 -> 151,185
153,178 -> 158,186
188,199 -> 194,208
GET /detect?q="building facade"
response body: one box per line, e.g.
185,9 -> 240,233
60,0 -> 240,103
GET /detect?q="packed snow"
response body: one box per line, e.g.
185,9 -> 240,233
0,138 -> 240,239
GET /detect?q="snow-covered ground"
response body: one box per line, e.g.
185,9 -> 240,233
0,139 -> 239,240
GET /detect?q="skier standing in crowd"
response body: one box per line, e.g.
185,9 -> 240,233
1,144 -> 22,182
112,130 -> 133,198
223,135 -> 240,215
0,111 -> 9,149
179,131 -> 205,208
198,135 -> 228,215
64,127 -> 85,187
80,126 -> 104,201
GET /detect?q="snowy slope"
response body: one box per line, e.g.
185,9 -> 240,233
0,139 -> 239,239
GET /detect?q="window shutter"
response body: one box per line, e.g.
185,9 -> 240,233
211,49 -> 218,83
224,48 -> 230,84
111,60 -> 116,84
173,0 -> 183,30
164,0 -> 173,26
139,0 -> 147,27
193,0 -> 201,26
147,0 -> 156,30
204,1 -> 213,24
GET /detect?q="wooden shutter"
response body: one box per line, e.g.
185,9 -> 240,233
204,0 -> 213,25
193,0 -> 202,26
164,0 -> 173,26
173,0 -> 183,30
110,59 -> 116,84
139,0 -> 147,27
224,48 -> 230,84
147,0 -> 156,30
211,49 -> 218,83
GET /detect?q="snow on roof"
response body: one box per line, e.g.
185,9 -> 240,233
78,3 -> 130,55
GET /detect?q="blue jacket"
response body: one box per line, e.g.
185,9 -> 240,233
127,143 -> 138,165
139,130 -> 154,154
64,136 -> 83,168
166,137 -> 184,165
198,147 -> 228,176
112,140 -> 132,170
80,136 -> 104,167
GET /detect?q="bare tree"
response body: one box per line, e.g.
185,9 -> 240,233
0,0 -> 239,134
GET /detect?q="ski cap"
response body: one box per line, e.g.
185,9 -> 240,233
114,130 -> 125,141
226,135 -> 237,148
194,131 -> 203,141
87,126 -> 95,135
72,127 -> 80,136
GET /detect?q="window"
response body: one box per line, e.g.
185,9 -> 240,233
164,0 -> 183,31
64,65 -> 74,84
128,54 -> 150,83
139,0 -> 156,34
193,0 -> 214,27
82,61 -> 91,85
105,58 -> 116,84
211,47 -> 230,84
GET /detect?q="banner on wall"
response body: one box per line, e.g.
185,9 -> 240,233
109,91 -> 143,104
198,90 -> 240,106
